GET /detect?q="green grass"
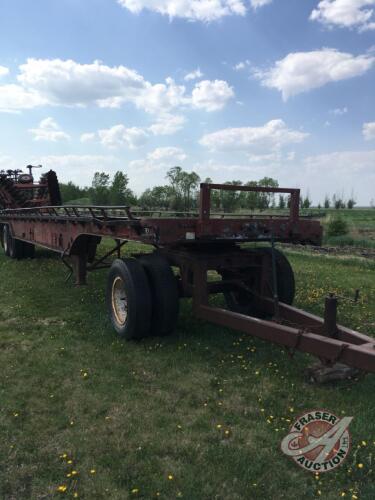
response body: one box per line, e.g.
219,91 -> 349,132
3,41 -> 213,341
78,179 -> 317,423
0,243 -> 374,499
320,209 -> 375,248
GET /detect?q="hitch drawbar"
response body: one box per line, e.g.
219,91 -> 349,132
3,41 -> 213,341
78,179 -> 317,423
196,297 -> 375,373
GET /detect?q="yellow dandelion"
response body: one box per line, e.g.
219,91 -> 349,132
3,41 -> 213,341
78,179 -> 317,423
131,488 -> 139,494
168,474 -> 174,480
71,470 -> 78,476
73,493 -> 79,498
67,460 -> 73,464
357,463 -> 364,469
57,485 -> 67,493
90,469 -> 96,474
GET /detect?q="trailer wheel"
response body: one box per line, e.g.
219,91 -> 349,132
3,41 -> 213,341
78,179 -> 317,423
259,247 -> 295,305
22,242 -> 35,259
2,226 -> 34,259
223,247 -> 295,316
4,227 -> 24,260
138,253 -> 179,336
106,258 -> 152,339
2,225 -> 10,256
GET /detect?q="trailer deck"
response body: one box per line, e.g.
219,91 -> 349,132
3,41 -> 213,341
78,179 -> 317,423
1,170 -> 374,377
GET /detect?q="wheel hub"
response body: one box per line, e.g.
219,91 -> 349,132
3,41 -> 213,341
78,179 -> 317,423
111,276 -> 128,326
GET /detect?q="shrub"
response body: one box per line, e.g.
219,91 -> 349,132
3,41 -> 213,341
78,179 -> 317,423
326,217 -> 349,237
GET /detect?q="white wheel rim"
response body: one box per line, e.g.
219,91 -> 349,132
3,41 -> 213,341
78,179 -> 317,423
111,276 -> 128,326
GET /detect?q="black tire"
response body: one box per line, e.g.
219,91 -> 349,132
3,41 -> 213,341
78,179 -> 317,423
2,225 -> 34,259
106,258 -> 152,340
8,237 -> 24,260
4,226 -> 24,260
22,242 -> 35,259
259,247 -> 295,305
138,252 -> 179,336
223,247 -> 295,315
2,225 -> 10,257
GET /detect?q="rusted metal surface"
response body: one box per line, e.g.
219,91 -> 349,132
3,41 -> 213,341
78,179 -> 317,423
197,304 -> 375,373
158,247 -> 375,373
1,174 -> 373,374
0,168 -> 61,209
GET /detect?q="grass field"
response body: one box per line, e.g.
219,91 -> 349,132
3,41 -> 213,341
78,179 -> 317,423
0,243 -> 374,499
320,209 -> 375,248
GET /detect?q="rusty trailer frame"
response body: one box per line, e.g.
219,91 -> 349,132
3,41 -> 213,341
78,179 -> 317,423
1,181 -> 374,375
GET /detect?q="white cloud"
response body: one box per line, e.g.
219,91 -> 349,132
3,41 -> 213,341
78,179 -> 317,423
117,0 -> 247,22
0,58 -> 233,116
0,84 -> 46,112
193,149 -> 375,205
135,77 -> 188,114
255,49 -> 375,100
18,58 -> 146,107
16,59 -> 186,115
37,155 -> 121,186
29,117 -> 70,142
233,60 -> 250,71
147,146 -> 187,162
184,68 -> 204,81
98,124 -> 148,149
310,0 -> 375,32
149,113 -> 186,135
129,147 -> 187,173
80,132 -> 96,143
192,79 -> 234,111
200,119 -> 308,151
363,121 -> 375,140
251,0 -> 272,8
0,66 -> 9,78
330,106 -> 348,115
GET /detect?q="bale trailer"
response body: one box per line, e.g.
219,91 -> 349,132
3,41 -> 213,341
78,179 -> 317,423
1,167 -> 374,377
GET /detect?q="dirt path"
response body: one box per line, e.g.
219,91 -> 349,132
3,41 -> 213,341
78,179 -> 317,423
282,243 -> 375,259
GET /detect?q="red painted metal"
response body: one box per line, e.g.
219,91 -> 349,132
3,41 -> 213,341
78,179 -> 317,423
1,173 -> 374,374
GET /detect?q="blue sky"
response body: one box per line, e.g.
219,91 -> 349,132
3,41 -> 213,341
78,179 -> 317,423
0,0 -> 374,204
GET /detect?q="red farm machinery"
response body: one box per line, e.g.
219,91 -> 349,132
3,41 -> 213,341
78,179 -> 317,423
0,166 -> 374,377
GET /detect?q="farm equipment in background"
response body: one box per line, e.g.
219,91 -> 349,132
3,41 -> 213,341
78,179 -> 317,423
0,165 -> 61,209
0,167 -> 374,379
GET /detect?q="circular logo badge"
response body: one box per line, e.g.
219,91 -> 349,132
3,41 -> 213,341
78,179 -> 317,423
280,410 -> 353,473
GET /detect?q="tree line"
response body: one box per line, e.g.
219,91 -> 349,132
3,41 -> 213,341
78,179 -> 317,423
59,167 -> 360,211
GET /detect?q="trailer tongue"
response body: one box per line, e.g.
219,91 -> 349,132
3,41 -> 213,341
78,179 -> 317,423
1,169 -> 374,376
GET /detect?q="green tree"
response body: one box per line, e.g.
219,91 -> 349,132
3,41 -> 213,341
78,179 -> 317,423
91,172 -> 110,205
257,177 -> 279,209
244,181 -> 259,210
60,181 -> 89,204
220,181 -> 243,213
109,171 -> 136,205
278,195 -> 286,209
